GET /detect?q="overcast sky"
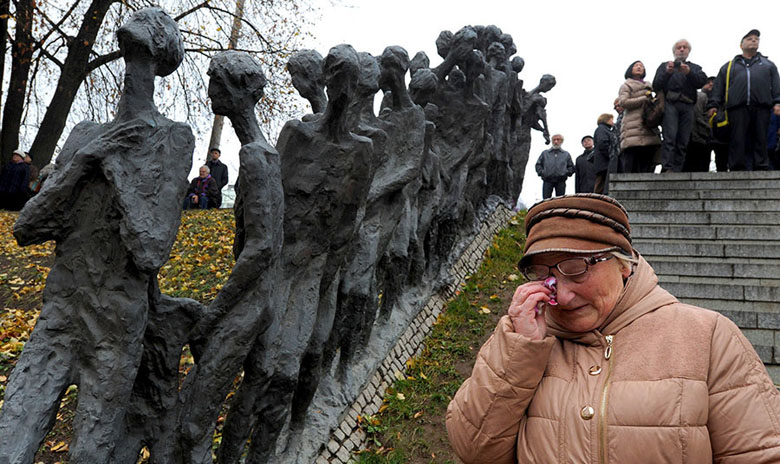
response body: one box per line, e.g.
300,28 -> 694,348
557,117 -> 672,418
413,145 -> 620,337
212,0 -> 780,208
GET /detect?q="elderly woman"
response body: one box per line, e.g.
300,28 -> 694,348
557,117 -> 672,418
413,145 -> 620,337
619,60 -> 662,173
447,194 -> 780,463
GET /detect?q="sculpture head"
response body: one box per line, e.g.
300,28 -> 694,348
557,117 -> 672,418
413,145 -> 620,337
409,68 -> 438,106
450,26 -> 478,63
511,56 -> 525,74
480,25 -> 502,53
287,49 -> 326,110
500,33 -> 517,57
355,52 -> 380,99
435,30 -> 454,59
448,67 -> 466,90
410,51 -> 430,77
487,42 -> 506,65
537,74 -> 557,93
378,46 -> 410,93
207,50 -> 267,116
117,7 -> 184,77
322,44 -> 360,105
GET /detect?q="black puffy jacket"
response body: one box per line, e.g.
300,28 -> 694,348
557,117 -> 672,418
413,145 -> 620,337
708,53 -> 780,110
593,122 -> 616,174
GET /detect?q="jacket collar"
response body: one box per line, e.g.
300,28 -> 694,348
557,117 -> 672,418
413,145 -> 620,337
546,252 -> 678,346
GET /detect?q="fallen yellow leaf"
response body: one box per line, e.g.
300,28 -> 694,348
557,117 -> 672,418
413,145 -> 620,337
51,441 -> 68,452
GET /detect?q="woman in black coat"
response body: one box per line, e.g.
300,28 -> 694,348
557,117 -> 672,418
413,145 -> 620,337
593,113 -> 617,194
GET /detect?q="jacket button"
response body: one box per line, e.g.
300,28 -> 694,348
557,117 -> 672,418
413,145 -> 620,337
580,406 -> 595,420
589,365 -> 602,375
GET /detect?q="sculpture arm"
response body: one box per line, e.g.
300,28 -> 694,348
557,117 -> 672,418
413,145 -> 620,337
14,121 -> 101,245
190,143 -> 283,341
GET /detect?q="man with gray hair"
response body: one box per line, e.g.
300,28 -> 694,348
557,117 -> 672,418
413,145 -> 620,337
653,39 -> 708,172
535,133 -> 573,198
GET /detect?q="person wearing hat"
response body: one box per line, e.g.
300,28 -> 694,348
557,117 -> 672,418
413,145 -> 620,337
574,135 -> 596,193
206,147 -> 228,207
0,149 -> 31,210
447,193 -> 780,463
708,29 -> 780,171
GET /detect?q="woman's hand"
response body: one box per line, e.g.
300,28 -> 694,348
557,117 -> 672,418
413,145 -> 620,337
507,282 -> 552,340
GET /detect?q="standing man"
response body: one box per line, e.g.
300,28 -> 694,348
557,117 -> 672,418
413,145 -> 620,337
206,147 -> 228,207
685,78 -> 715,172
535,133 -> 574,199
574,135 -> 596,193
653,39 -> 707,172
708,30 -> 780,171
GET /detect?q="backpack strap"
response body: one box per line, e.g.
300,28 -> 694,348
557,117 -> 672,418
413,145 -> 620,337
717,59 -> 734,128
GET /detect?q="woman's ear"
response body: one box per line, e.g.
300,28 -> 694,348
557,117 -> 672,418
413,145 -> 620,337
620,260 -> 632,279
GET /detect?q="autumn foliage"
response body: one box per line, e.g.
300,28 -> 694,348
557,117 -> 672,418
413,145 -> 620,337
0,208 -> 235,406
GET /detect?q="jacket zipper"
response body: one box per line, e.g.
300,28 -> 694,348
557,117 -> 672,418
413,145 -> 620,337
599,334 -> 614,464
745,58 -> 752,106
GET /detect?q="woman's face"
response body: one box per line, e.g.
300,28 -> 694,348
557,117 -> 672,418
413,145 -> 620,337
632,62 -> 645,78
530,252 -> 631,333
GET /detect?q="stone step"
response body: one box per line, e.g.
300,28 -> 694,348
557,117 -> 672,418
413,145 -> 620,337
612,171 -> 780,183
646,256 -> 780,280
658,278 -> 780,303
633,239 -> 780,259
628,211 -> 780,226
613,179 -> 780,192
621,199 -> 780,213
614,189 -> 780,200
632,224 -> 780,241
658,274 -> 780,288
674,298 -> 780,327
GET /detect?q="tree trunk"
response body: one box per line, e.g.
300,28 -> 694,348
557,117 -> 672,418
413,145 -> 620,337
26,0 -> 120,168
206,0 -> 245,161
0,0 -> 33,164
0,0 -> 11,124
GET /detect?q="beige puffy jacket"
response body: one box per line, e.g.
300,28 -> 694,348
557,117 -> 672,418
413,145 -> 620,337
447,255 -> 780,463
618,79 -> 662,151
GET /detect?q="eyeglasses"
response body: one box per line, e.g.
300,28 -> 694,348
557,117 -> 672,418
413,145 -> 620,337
520,255 -> 614,282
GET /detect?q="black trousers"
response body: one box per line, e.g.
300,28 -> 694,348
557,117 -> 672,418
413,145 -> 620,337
709,142 -> 729,172
661,100 -> 695,172
684,142 -> 712,172
728,105 -> 771,171
542,179 -> 566,199
623,145 -> 658,173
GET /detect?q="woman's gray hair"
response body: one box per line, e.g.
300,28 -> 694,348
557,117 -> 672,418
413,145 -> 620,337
611,250 -> 638,275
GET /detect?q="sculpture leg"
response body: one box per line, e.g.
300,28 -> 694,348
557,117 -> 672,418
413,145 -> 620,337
243,361 -> 300,463
290,272 -> 340,428
0,301 -> 74,464
68,284 -> 147,463
215,338 -> 273,464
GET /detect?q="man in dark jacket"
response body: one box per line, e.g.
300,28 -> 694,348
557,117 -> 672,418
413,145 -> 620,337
183,165 -> 220,209
205,147 -> 228,207
535,134 -> 574,199
685,78 -> 714,172
575,135 -> 596,193
708,29 -> 780,171
0,150 -> 31,210
653,39 -> 708,172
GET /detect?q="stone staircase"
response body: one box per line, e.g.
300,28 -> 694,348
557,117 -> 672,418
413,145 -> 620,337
610,171 -> 780,383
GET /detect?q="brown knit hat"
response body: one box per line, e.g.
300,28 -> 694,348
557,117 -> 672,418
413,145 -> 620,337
519,193 -> 633,268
